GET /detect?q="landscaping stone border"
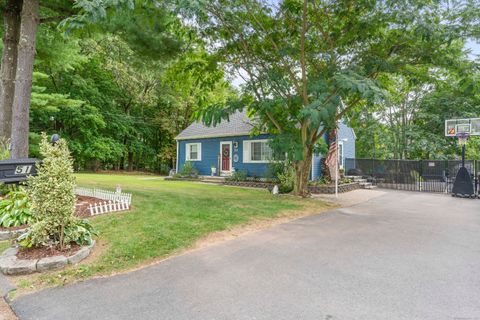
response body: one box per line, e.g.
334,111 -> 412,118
308,182 -> 360,194
164,176 -> 200,182
0,241 -> 95,276
223,181 -> 360,194
0,228 -> 26,241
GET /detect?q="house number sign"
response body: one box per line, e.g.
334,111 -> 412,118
233,154 -> 239,163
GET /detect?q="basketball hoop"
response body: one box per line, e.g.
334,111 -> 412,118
457,133 -> 470,146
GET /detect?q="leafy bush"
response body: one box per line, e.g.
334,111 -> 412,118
177,161 -> 199,178
309,176 -> 352,186
0,188 -> 34,227
277,166 -> 295,193
226,170 -> 248,182
309,177 -> 330,186
64,219 -> 97,246
265,162 -> 285,181
22,134 -> 95,250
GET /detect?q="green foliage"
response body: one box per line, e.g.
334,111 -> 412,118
277,166 -> 295,194
266,162 -> 285,181
309,177 -> 330,186
191,0 -> 478,194
64,219 -> 97,246
176,161 -> 199,178
0,189 -> 34,227
0,137 -> 10,160
24,134 -> 94,249
226,170 -> 248,182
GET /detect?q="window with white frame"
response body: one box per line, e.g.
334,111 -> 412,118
243,140 -> 272,163
338,141 -> 344,169
186,143 -> 201,161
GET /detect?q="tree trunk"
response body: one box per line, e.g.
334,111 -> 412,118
10,0 -> 39,159
0,0 -> 22,140
127,148 -> 134,172
293,146 -> 313,197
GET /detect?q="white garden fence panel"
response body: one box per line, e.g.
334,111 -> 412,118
75,187 -> 133,216
75,187 -> 132,205
88,200 -> 130,216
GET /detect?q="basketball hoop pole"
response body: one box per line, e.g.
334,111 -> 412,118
457,133 -> 469,168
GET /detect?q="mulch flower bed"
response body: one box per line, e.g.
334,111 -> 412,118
75,195 -> 102,218
16,243 -> 81,260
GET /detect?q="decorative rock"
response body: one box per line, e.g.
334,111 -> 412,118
36,255 -> 68,272
1,258 -> 37,275
272,185 -> 279,195
0,228 -> 26,241
67,247 -> 90,265
1,248 -> 18,257
0,241 -> 95,274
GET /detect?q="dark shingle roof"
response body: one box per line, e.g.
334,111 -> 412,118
175,110 -> 256,140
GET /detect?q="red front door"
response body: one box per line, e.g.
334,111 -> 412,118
221,144 -> 231,171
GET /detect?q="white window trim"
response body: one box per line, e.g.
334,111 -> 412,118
243,139 -> 272,164
338,141 -> 344,169
185,143 -> 202,161
220,141 -> 233,172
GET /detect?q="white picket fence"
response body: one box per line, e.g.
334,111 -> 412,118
75,187 -> 132,205
89,200 -> 130,216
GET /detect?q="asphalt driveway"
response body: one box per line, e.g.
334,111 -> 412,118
11,191 -> 480,319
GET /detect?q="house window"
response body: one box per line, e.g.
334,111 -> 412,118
338,141 -> 344,169
186,143 -> 201,161
243,140 -> 272,163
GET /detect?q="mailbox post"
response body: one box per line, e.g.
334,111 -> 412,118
0,158 -> 39,184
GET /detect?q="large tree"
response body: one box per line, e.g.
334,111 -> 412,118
193,0 -> 478,196
0,0 -> 22,140
0,0 -> 137,158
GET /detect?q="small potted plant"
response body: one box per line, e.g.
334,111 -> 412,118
211,165 -> 217,176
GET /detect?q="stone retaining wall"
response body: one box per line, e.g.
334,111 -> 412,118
0,228 -> 26,241
223,181 -> 360,194
307,182 -> 360,194
0,241 -> 95,275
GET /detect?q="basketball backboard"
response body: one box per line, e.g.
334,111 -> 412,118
445,118 -> 480,137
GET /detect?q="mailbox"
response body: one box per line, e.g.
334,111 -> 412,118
0,158 -> 39,184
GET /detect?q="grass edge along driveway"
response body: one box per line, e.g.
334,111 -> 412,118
9,173 -> 334,297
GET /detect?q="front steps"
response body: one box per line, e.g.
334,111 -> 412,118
345,176 -> 376,189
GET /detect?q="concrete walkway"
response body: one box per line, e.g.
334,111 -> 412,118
11,191 -> 480,320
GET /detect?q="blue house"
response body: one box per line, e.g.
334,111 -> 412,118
175,110 -> 355,180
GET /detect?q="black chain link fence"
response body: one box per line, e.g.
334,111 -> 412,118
345,158 -> 477,193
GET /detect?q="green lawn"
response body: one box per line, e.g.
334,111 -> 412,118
13,173 -> 333,294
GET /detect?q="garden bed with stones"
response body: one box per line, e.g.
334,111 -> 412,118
0,226 -> 27,241
0,241 -> 95,275
223,180 -> 276,191
0,196 -> 102,241
164,176 -> 200,181
223,180 -> 360,194
308,182 -> 360,194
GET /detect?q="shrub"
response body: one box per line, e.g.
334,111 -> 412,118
277,166 -> 295,193
0,188 -> 34,227
22,134 -> 95,250
64,219 -> 97,246
226,170 -> 248,182
178,161 -> 199,177
265,162 -> 284,181
309,177 -> 330,186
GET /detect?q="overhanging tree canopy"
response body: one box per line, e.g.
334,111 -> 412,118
191,0 -> 479,196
